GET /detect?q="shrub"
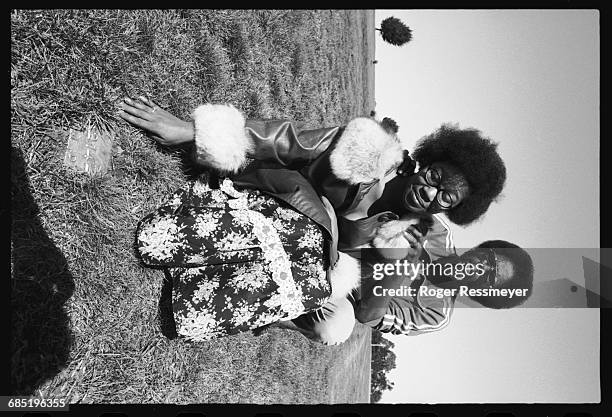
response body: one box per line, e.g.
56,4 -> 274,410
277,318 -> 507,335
378,16 -> 412,46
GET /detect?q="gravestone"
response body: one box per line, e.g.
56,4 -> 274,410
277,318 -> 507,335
63,127 -> 113,176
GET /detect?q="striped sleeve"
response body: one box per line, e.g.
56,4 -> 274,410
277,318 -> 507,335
371,290 -> 455,336
355,213 -> 457,335
422,213 -> 457,261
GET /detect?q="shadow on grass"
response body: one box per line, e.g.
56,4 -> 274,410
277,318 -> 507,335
10,147 -> 75,395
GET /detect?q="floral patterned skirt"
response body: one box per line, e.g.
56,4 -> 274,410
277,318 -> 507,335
136,178 -> 332,341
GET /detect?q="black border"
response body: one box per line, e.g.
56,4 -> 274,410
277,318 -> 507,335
7,4 -> 608,417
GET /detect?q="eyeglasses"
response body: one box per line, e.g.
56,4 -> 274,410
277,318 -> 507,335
422,166 -> 455,209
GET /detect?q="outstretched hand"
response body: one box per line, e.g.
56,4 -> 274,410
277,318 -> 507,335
117,96 -> 195,146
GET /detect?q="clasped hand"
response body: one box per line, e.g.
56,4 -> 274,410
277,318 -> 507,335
372,223 -> 424,261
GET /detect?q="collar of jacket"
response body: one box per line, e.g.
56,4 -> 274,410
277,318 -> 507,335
300,117 -> 404,216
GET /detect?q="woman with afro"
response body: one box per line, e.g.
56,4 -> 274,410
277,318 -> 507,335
368,122 -> 507,227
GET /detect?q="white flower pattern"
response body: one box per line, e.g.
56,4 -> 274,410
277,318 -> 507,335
297,226 -> 322,250
138,215 -> 186,262
193,212 -> 221,239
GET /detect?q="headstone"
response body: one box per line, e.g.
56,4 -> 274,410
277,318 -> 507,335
63,127 -> 113,176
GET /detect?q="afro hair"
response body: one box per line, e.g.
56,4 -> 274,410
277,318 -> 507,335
411,123 -> 506,225
470,240 -> 534,309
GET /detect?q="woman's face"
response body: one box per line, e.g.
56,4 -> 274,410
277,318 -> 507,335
401,162 -> 470,214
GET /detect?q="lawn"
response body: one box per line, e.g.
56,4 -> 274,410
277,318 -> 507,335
11,9 -> 375,404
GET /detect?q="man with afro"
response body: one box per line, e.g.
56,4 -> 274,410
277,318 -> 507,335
352,237 -> 534,338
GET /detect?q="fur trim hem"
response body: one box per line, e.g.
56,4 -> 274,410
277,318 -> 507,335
192,104 -> 252,172
329,117 -> 404,185
329,252 -> 361,299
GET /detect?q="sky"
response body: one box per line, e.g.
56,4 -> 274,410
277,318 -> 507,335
373,9 -> 600,403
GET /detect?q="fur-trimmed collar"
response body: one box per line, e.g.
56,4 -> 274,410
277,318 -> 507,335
329,117 -> 404,185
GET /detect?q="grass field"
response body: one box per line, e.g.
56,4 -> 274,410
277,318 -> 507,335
11,9 -> 375,403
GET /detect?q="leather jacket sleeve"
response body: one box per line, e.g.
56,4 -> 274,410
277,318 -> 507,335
244,119 -> 342,169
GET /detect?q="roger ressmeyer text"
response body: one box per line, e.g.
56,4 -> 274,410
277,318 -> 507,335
372,284 -> 529,299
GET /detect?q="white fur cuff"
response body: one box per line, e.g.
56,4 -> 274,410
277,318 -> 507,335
192,104 -> 252,172
329,117 -> 404,184
329,252 -> 361,299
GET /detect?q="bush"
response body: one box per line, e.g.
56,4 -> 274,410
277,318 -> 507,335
378,16 -> 413,46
